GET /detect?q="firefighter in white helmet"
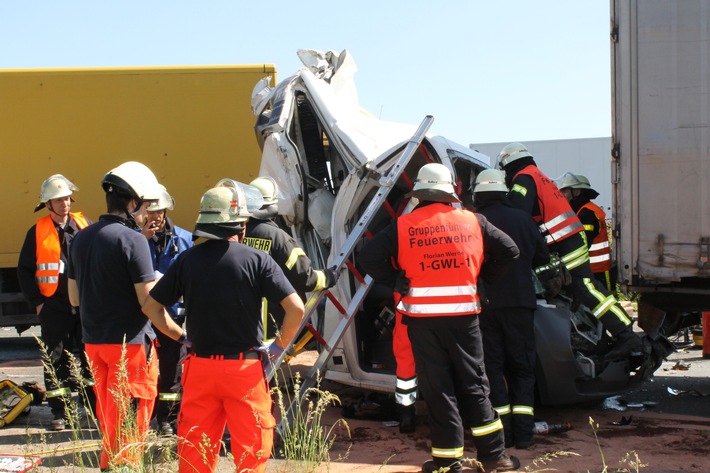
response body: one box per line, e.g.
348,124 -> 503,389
244,176 -> 338,342
555,173 -> 615,291
17,174 -> 94,431
359,163 -> 520,473
496,143 -> 642,360
141,184 -> 193,436
472,169 -> 549,449
67,161 -> 182,470
142,180 -> 305,473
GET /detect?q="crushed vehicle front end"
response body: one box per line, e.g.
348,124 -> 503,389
251,48 -> 672,406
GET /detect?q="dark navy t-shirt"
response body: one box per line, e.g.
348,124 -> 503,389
150,239 -> 295,355
68,214 -> 156,344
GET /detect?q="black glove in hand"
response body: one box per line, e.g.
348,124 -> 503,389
323,266 -> 340,289
538,268 -> 563,299
393,271 -> 411,297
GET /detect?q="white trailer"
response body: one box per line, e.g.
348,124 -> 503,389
611,0 -> 710,320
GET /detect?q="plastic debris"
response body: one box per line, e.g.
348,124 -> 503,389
610,415 -> 634,426
602,395 -> 627,411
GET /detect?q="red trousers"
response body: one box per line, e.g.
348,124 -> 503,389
394,310 -> 417,406
85,343 -> 158,470
177,355 -> 275,473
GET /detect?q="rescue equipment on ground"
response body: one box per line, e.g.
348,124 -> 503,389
0,380 -> 33,428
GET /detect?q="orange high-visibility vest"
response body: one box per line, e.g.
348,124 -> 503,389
579,201 -> 611,273
513,165 -> 583,244
35,212 -> 89,297
396,204 -> 483,318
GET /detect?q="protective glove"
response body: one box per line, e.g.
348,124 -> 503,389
393,271 -> 411,297
538,268 -> 564,299
323,266 -> 340,289
178,333 -> 193,349
256,342 -> 285,371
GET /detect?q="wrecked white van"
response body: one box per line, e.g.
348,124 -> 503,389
251,49 -> 671,407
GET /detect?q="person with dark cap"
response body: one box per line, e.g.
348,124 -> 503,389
471,169 -> 549,450
556,173 -> 616,291
141,184 -> 193,436
17,174 -> 94,431
495,143 -> 642,360
244,175 -> 338,342
358,162 -> 520,473
67,161 -> 173,470
142,180 -> 305,473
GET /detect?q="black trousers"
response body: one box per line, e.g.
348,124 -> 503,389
153,317 -> 187,424
38,298 -> 94,418
408,317 -> 505,464
552,234 -> 632,337
480,307 -> 536,445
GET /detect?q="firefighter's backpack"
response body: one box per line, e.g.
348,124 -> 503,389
0,380 -> 33,428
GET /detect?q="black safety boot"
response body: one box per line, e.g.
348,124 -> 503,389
421,459 -> 462,473
606,329 -> 643,359
398,404 -> 416,433
477,453 -> 520,472
159,421 -> 174,436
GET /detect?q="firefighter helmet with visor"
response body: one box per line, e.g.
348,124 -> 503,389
495,142 -> 532,169
146,184 -> 175,212
473,169 -> 508,193
34,174 -> 79,212
249,176 -> 279,206
102,161 -> 161,202
411,163 -> 460,203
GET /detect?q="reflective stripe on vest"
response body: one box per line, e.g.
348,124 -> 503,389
580,201 -> 612,273
513,165 -> 583,244
35,212 -> 89,297
396,204 -> 483,318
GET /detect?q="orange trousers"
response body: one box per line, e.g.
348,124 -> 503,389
177,355 -> 275,473
85,343 -> 158,470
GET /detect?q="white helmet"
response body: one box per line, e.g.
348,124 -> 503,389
495,142 -> 532,169
35,174 -> 79,212
216,179 -> 264,213
555,172 -> 589,190
102,161 -> 161,202
196,182 -> 252,225
146,184 -> 175,212
473,169 -> 508,193
411,163 -> 460,203
249,176 -> 279,206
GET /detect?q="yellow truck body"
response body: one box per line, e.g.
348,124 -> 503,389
0,64 -> 276,327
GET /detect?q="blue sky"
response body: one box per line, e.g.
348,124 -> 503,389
1,1 -> 611,146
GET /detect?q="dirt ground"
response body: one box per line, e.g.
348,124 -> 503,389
2,344 -> 709,472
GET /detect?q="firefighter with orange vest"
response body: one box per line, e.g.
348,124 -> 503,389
359,163 -> 520,473
496,143 -> 642,360
556,173 -> 616,291
17,174 -> 93,431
